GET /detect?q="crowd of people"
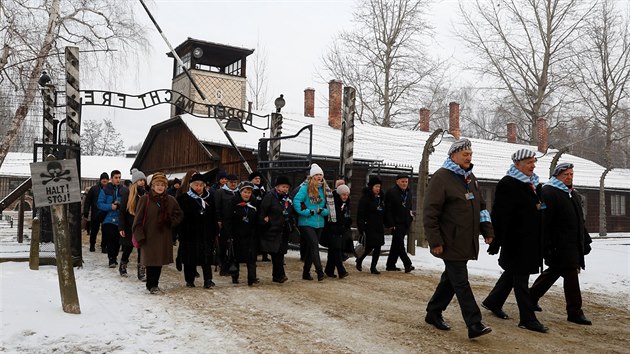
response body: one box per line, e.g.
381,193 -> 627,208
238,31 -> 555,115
81,138 -> 592,338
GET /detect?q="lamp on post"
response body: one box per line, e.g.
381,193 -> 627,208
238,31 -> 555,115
274,94 -> 285,113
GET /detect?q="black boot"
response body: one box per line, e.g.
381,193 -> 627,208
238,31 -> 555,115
119,262 -> 128,277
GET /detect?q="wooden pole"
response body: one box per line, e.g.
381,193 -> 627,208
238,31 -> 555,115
65,46 -> 83,267
29,217 -> 40,270
51,202 -> 81,314
17,194 -> 24,243
342,87 -> 356,189
411,128 -> 443,249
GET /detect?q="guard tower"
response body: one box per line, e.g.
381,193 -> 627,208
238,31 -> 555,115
168,38 -> 254,116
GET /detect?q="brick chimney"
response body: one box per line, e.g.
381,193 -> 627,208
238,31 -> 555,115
419,108 -> 430,132
449,102 -> 460,140
328,79 -> 343,129
304,87 -> 315,117
507,122 -> 517,143
536,117 -> 548,152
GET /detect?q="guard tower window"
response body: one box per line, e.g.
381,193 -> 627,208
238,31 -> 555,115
176,53 -> 191,76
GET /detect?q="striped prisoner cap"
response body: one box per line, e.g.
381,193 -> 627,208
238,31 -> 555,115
511,149 -> 537,162
552,162 -> 574,176
447,138 -> 472,156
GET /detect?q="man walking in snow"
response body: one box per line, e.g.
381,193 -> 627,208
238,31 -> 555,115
423,138 -> 494,339
529,163 -> 593,326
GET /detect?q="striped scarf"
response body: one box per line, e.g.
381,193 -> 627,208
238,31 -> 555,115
507,165 -> 540,187
442,157 -> 472,177
187,189 -> 208,209
545,177 -> 572,198
325,184 -> 337,223
443,158 -> 491,223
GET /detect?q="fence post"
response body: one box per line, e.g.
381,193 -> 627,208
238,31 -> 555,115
17,195 -> 25,243
65,46 -> 83,267
342,87 -> 356,189
29,217 -> 40,270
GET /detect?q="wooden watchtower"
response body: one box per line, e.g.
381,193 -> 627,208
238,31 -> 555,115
168,37 -> 254,115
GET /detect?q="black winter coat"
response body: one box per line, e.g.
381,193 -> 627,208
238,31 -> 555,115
357,187 -> 385,248
322,192 -> 352,249
258,189 -> 292,254
215,187 -> 238,225
541,186 -> 592,269
385,185 -> 413,228
82,184 -> 102,219
488,176 -> 543,274
176,190 -> 217,266
224,195 -> 258,263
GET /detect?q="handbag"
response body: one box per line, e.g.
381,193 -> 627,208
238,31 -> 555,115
132,196 -> 150,249
354,232 -> 366,258
287,220 -> 301,244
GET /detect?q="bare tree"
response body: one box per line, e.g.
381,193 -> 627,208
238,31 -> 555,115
568,0 -> 630,236
320,0 -> 437,127
81,118 -> 124,156
457,0 -> 594,144
247,37 -> 269,111
0,0 -> 147,166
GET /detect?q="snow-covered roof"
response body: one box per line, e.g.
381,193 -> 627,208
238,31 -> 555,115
179,111 -> 630,191
0,153 -> 135,180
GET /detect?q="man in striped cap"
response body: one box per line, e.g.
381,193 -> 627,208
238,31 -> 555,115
530,162 -> 593,326
482,148 -> 548,333
423,138 -> 494,339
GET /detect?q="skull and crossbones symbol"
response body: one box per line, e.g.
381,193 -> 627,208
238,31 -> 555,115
41,161 -> 72,185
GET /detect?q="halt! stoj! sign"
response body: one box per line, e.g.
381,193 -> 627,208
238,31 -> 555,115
30,159 -> 81,206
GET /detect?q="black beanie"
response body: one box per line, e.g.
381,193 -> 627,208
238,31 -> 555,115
100,172 -> 109,181
274,175 -> 291,187
368,176 -> 382,188
248,171 -> 263,181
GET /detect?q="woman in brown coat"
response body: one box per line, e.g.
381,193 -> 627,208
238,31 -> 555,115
133,172 -> 184,294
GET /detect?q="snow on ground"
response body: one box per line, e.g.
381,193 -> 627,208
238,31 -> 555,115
1,234 -> 628,353
0,258 -> 247,353
406,234 -> 630,299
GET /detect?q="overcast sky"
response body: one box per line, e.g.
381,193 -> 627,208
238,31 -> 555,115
82,0 -> 461,148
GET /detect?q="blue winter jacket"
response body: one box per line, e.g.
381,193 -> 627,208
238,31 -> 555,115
293,183 -> 329,228
97,183 -> 125,226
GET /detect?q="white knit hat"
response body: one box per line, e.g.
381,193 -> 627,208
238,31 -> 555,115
309,163 -> 324,177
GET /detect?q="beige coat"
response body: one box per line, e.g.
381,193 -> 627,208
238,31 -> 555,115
423,168 -> 493,261
132,192 -> 183,266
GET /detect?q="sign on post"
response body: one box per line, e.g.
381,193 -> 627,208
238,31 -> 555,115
30,159 -> 81,206
29,158 -> 81,314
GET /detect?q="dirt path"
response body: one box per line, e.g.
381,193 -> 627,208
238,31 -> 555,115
140,249 -> 630,354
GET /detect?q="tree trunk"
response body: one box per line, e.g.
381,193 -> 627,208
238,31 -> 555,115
0,0 -> 60,167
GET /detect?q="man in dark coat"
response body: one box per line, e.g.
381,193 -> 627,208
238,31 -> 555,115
530,163 -> 593,325
259,176 -> 293,283
423,138 -> 494,339
482,149 -> 548,333
215,174 -> 240,275
83,172 -> 109,252
355,176 -> 386,274
176,174 -> 217,288
97,170 -> 127,268
385,174 -> 414,273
